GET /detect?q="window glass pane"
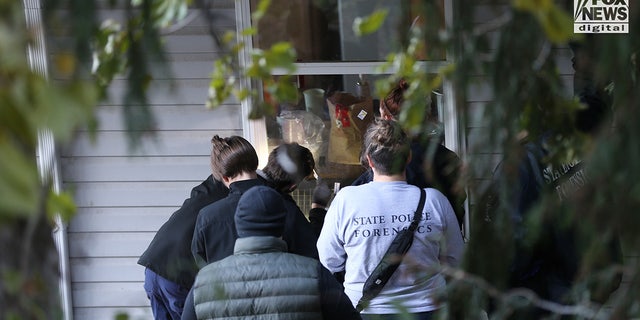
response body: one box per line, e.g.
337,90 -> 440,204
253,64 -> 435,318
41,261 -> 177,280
251,0 -> 445,62
265,74 -> 443,192
265,74 -> 372,188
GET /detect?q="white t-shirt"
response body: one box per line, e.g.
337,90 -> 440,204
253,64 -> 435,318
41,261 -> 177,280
317,181 -> 465,314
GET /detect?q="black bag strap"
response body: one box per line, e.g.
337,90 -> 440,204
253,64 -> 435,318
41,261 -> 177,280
355,188 -> 427,311
407,189 -> 426,232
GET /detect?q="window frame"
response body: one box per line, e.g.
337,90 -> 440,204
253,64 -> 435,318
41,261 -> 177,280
236,0 -> 464,165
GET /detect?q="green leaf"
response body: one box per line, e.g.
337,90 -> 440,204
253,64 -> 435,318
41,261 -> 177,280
236,88 -> 250,101
537,6 -> 575,44
513,0 -> 574,44
0,143 -> 39,219
46,191 -> 77,222
114,312 -> 130,320
241,27 -> 257,37
150,0 -> 189,28
35,82 -> 98,142
207,59 -> 235,108
274,76 -> 299,103
264,42 -> 296,71
353,9 -> 388,36
252,0 -> 272,22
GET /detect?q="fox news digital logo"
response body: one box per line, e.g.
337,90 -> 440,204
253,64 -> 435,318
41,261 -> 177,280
574,0 -> 629,33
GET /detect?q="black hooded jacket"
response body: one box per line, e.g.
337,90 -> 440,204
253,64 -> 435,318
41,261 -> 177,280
137,175 -> 229,288
191,178 -> 319,268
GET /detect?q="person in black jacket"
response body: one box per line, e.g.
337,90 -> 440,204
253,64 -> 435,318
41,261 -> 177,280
137,178 -> 229,318
257,142 -> 321,256
138,134 -> 257,320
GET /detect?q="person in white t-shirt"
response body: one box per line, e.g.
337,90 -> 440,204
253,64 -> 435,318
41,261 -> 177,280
317,119 -> 465,320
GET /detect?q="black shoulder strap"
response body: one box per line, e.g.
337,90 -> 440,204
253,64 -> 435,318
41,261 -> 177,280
408,188 -> 427,232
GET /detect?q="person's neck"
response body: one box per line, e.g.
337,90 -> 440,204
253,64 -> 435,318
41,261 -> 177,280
225,171 -> 257,187
372,172 -> 406,182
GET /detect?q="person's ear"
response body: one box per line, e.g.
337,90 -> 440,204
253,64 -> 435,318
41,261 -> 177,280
221,175 -> 232,187
366,154 -> 375,169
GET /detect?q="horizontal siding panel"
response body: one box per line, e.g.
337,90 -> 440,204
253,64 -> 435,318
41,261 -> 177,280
91,104 -> 242,131
67,181 -> 198,207
95,8 -> 236,30
163,58 -> 229,79
102,79 -> 240,106
61,156 -> 211,182
51,53 -> 231,80
73,282 -> 149,308
62,130 -> 241,157
68,207 -> 176,232
163,34 -> 229,53
74,307 -> 152,320
68,232 -> 153,258
71,257 -> 144,282
101,79 -> 207,106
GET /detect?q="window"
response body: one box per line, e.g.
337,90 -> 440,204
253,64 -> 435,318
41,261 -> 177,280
250,0 -> 446,62
237,0 -> 460,213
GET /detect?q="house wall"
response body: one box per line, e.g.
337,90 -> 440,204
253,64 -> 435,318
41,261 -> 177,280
53,3 -> 239,319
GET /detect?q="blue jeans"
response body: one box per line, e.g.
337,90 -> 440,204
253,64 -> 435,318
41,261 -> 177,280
144,268 -> 190,320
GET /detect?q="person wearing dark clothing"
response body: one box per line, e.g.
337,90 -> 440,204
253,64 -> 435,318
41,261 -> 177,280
350,79 -> 467,230
489,91 -> 622,318
308,180 -> 333,236
191,179 -> 264,266
257,142 -> 321,257
182,186 -> 360,320
138,176 -> 228,320
191,142 -> 320,267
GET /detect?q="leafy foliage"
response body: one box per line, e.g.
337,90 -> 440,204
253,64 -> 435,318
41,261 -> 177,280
205,0 -> 299,118
354,9 -> 389,37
